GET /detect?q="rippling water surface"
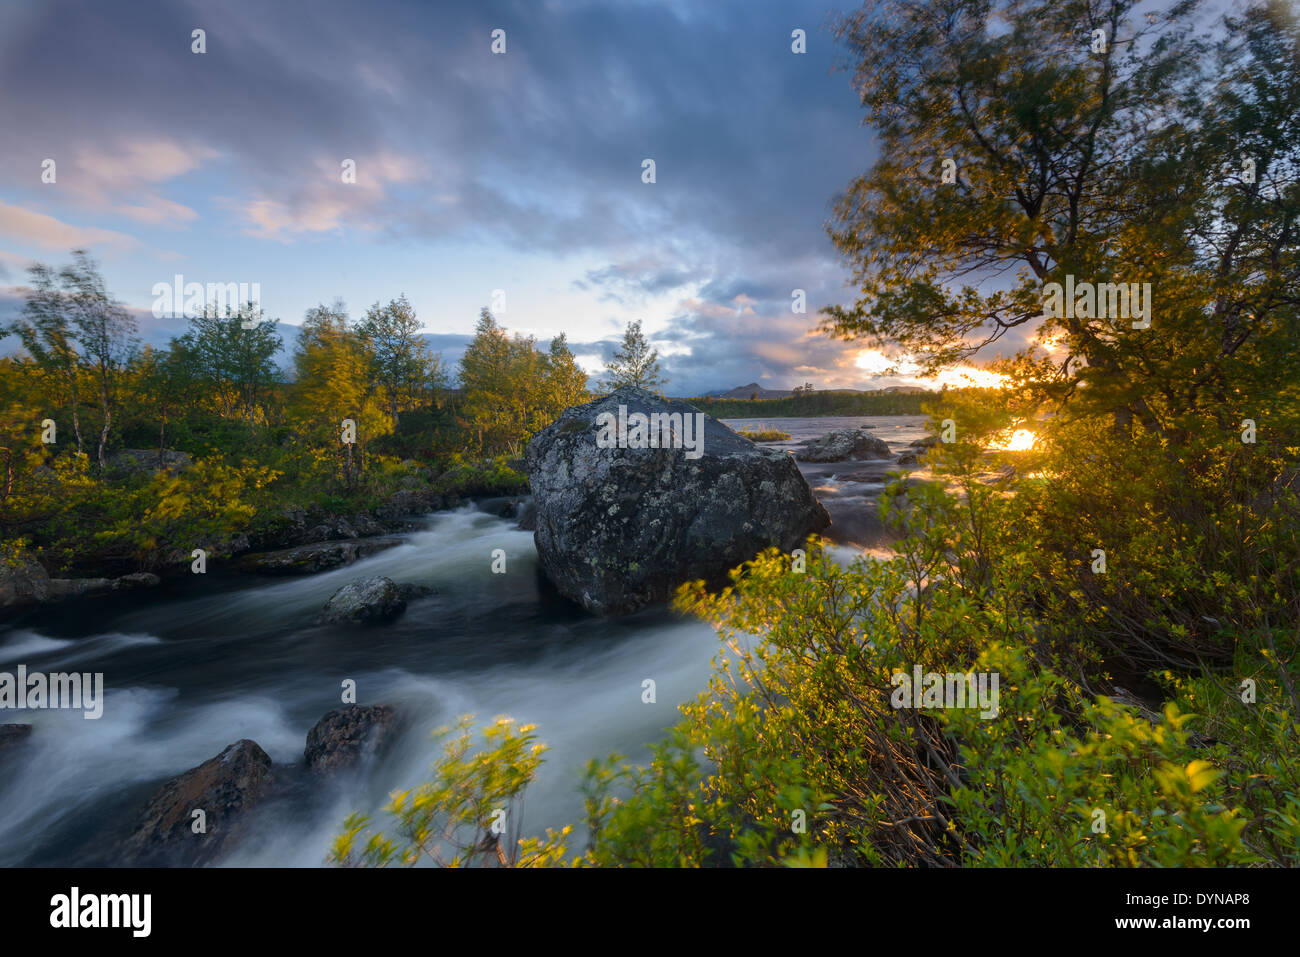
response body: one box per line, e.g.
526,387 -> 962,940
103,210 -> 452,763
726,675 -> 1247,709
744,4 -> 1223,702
0,415 -> 924,866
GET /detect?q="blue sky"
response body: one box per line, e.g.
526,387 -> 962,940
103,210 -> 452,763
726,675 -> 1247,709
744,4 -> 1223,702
0,0 -> 1040,395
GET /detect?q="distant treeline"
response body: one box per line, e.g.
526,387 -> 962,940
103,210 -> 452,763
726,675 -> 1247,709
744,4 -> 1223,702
686,391 -> 931,418
0,253 -> 590,573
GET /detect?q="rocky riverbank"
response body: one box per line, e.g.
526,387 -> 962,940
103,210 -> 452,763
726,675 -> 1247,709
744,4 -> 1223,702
115,704 -> 401,867
0,477 -> 475,616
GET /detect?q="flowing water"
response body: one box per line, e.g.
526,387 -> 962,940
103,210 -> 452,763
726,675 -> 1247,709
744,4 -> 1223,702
0,414 -> 928,866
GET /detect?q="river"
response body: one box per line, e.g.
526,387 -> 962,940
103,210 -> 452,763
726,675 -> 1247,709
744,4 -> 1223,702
0,414 -> 928,866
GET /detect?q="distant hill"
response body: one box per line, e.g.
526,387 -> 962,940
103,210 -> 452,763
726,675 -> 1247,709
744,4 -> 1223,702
686,390 -> 934,418
700,383 -> 935,400
707,382 -> 794,399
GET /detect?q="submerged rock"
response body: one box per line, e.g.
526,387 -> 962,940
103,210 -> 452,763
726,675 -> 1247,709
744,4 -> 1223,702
515,498 -> 537,531
121,739 -> 273,866
0,723 -> 32,758
316,576 -> 407,624
796,428 -> 893,463
114,572 -> 161,591
238,538 -> 403,575
43,578 -> 115,600
305,705 -> 397,773
525,387 -> 830,615
395,582 -> 436,602
1,560 -> 161,612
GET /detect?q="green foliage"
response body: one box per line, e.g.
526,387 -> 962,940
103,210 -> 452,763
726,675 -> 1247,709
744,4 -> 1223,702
329,715 -> 571,868
2,271 -> 552,571
601,319 -> 664,393
289,301 -> 392,488
734,425 -> 792,442
457,309 -> 585,457
5,250 -> 138,465
356,294 -> 444,418
822,0 -> 1300,440
173,303 -> 281,430
432,456 -> 528,497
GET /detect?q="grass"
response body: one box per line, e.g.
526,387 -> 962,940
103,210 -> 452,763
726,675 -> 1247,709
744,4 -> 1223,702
736,424 -> 792,442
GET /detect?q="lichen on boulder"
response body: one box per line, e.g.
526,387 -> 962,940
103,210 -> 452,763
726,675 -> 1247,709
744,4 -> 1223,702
525,387 -> 830,614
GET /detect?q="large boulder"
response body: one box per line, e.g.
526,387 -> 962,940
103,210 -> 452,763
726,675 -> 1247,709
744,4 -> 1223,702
121,739 -> 273,866
315,576 -> 407,624
796,428 -> 893,463
305,705 -> 397,773
525,387 -> 830,614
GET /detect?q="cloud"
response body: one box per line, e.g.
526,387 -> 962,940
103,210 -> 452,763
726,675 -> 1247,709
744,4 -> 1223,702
0,251 -> 36,282
576,256 -> 705,305
219,152 -> 429,241
66,139 -> 216,225
0,0 -> 1031,395
0,0 -> 872,258
0,201 -> 138,251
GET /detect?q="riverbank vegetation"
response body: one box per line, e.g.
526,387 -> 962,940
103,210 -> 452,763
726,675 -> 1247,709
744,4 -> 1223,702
332,0 -> 1300,868
689,391 -> 928,418
1,273 -> 587,576
733,425 -> 793,442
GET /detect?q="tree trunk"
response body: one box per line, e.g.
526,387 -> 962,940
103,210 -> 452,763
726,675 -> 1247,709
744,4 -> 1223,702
71,406 -> 84,457
97,371 -> 111,468
158,402 -> 167,469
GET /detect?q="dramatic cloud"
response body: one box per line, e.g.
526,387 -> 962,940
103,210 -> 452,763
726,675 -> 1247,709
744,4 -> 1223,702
0,0 -> 1029,395
0,201 -> 138,251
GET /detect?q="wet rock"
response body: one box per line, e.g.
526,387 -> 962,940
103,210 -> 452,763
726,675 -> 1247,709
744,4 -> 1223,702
114,572 -> 161,591
304,705 -> 397,773
120,739 -> 273,866
396,582 -> 436,602
897,452 -> 922,466
374,489 -> 442,520
908,435 -> 941,449
2,559 -> 162,612
477,496 -> 525,519
239,538 -> 403,575
315,576 -> 407,624
515,498 -> 537,531
525,387 -> 830,615
158,533 -> 251,571
0,723 -> 33,758
0,557 -> 50,609
796,429 -> 893,463
45,577 -> 116,600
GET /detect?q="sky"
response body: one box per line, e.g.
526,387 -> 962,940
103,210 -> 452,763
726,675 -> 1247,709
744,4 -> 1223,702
0,0 -> 1098,395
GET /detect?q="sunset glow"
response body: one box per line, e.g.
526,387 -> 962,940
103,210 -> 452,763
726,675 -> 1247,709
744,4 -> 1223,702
990,428 -> 1038,451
